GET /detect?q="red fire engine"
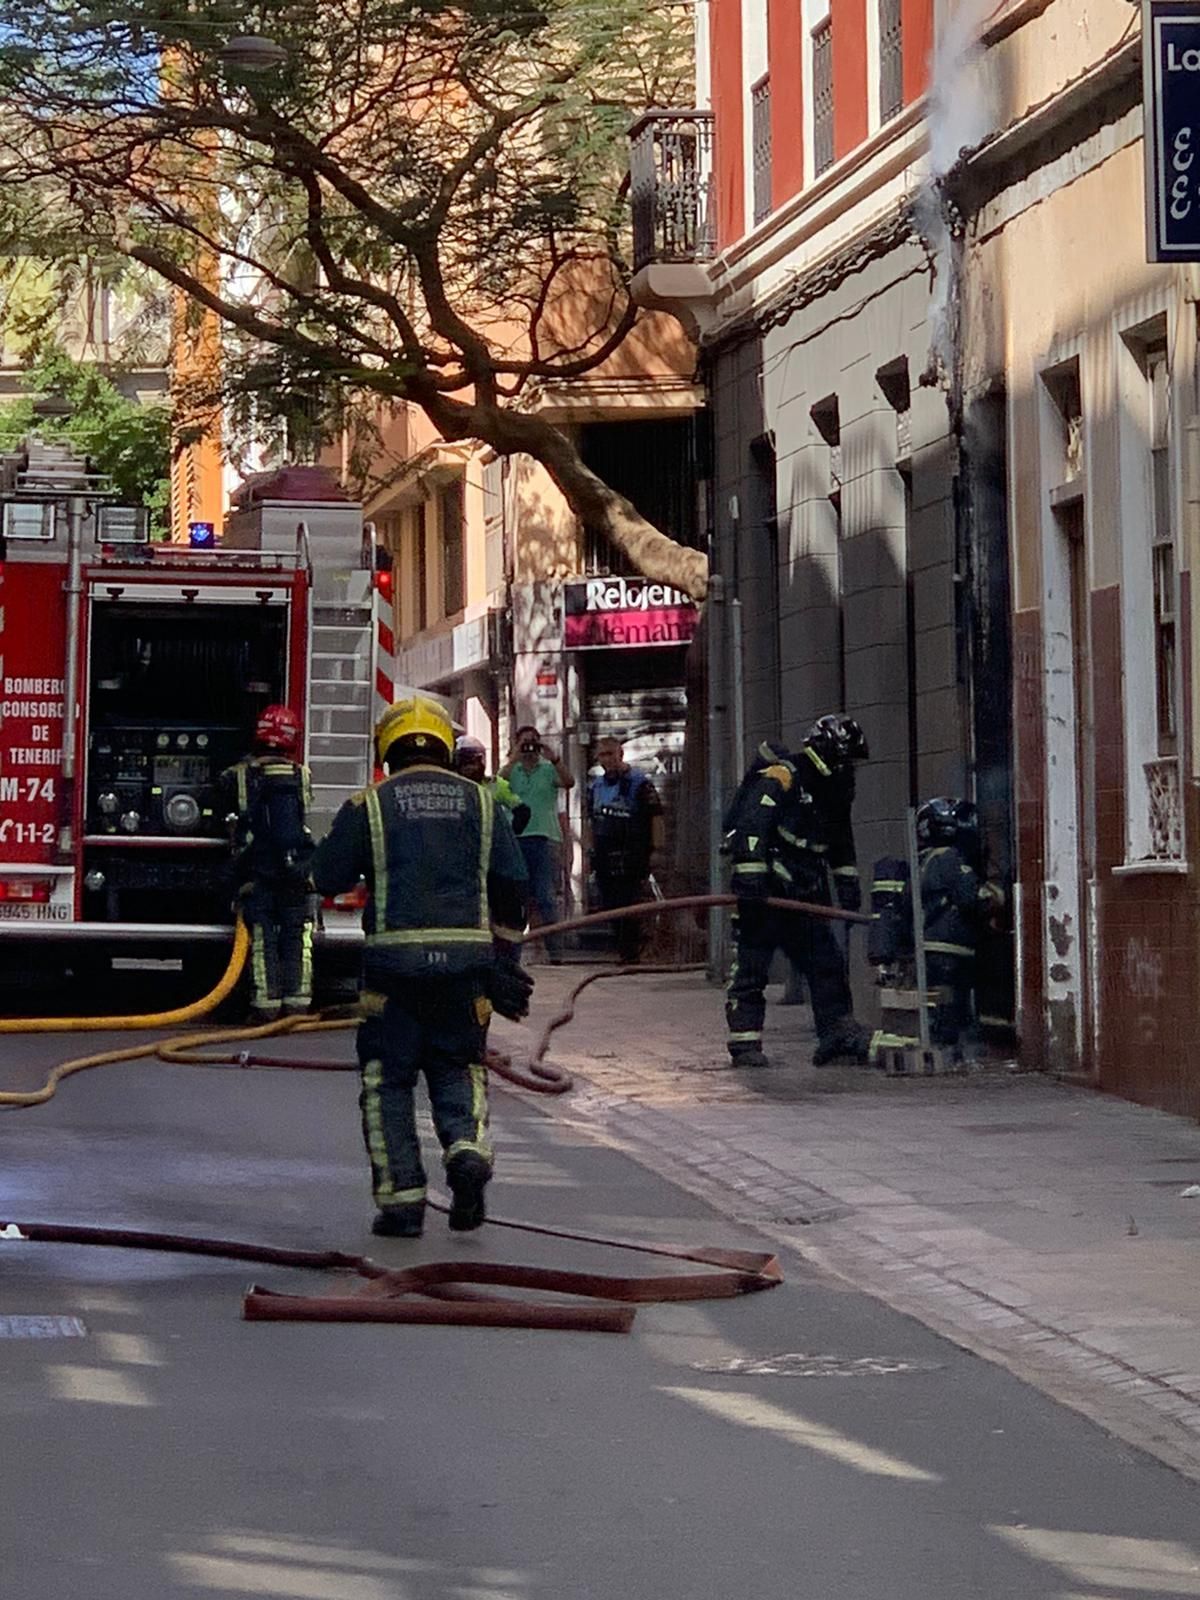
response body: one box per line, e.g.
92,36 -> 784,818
0,444 -> 396,983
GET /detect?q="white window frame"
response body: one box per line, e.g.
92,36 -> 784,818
742,0 -> 769,228
1035,341 -> 1093,1063
802,0 -> 831,187
1113,298 -> 1188,870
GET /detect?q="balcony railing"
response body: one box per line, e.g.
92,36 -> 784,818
629,110 -> 716,272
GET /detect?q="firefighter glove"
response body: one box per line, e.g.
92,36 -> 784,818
487,954 -> 535,1022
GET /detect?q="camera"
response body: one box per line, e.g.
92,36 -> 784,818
520,741 -> 540,754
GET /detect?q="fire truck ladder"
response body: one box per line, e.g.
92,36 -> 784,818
305,544 -> 375,837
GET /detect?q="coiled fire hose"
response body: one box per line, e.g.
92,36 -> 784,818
0,897 -> 864,1330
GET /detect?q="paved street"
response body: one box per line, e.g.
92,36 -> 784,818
2,987 -> 1200,1598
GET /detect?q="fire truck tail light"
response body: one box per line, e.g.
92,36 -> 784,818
0,879 -> 52,904
323,882 -> 368,912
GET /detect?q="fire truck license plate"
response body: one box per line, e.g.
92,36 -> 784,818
0,903 -> 70,921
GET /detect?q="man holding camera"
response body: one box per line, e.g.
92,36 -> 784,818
501,724 -> 574,962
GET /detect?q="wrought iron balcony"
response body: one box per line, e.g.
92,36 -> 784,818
629,111 -> 716,273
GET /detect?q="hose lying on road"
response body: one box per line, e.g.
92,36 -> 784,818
0,918 -> 251,1043
0,1217 -> 782,1334
0,894 -> 870,1109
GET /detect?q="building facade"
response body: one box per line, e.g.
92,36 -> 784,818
956,0 -> 1200,1113
636,0 -> 1200,1114
635,0 -> 1016,1024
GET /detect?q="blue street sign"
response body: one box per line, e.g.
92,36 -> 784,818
1144,1 -> 1200,260
188,520 -> 216,548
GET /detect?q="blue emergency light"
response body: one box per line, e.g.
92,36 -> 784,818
189,521 -> 216,548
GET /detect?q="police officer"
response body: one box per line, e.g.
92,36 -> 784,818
312,696 -> 530,1239
221,704 -> 316,1022
916,797 -> 1002,1061
724,714 -> 871,1068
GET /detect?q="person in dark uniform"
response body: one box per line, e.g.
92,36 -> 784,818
312,695 -> 530,1239
587,736 -> 664,965
916,797 -> 1003,1061
724,714 -> 871,1068
221,704 -> 316,1022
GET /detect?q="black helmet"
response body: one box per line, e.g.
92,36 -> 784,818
917,796 -> 974,849
806,714 -> 869,771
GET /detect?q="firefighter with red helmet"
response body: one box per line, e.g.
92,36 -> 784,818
312,696 -> 530,1239
724,714 -> 871,1068
220,704 -> 317,1022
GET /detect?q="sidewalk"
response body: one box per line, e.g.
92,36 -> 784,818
496,965 -> 1200,1481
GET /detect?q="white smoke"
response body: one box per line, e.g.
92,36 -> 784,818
918,0 -> 996,383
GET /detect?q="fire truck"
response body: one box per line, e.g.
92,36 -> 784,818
0,443 -> 399,985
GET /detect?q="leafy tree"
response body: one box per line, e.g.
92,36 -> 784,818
0,349 -> 171,533
0,0 -> 706,595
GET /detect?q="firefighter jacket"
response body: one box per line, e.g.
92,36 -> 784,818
920,846 -> 1000,958
220,755 -> 315,887
724,742 -> 859,905
312,763 -> 528,982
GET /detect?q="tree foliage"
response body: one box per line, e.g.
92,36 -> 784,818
0,0 -> 706,594
0,348 -> 171,533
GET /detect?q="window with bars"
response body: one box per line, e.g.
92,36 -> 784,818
751,76 -> 772,225
440,477 -> 466,619
812,21 -> 834,176
879,0 -> 903,122
1148,344 -> 1177,755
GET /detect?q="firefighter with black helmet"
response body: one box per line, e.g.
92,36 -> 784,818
724,714 -> 871,1068
915,796 -> 1002,1060
312,695 -> 530,1239
221,704 -> 316,1022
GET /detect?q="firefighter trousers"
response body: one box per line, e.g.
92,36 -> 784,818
243,882 -> 316,1016
726,901 -> 854,1055
596,871 -> 649,963
355,976 -> 493,1213
926,952 -> 974,1055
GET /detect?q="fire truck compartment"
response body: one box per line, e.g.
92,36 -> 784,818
83,600 -> 289,926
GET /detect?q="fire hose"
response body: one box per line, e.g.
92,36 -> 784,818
0,895 -> 865,1330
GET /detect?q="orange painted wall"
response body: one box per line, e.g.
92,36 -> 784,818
831,0 -> 868,159
712,0 -> 745,247
902,0 -> 933,104
769,0 -> 805,208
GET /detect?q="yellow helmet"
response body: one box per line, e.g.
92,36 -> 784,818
374,695 -> 454,765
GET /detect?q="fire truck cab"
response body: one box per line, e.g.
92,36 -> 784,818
0,443 -> 385,984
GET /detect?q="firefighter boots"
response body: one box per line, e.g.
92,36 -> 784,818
447,1152 -> 490,1232
372,1204 -> 425,1239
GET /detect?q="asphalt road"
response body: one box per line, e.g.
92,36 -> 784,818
2,1000 -> 1199,1599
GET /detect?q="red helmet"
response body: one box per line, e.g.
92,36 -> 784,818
255,704 -> 302,754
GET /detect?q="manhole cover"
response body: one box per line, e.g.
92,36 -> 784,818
692,1352 -> 942,1379
0,1315 -> 87,1339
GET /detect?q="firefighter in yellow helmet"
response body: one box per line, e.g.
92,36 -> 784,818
312,696 -> 530,1238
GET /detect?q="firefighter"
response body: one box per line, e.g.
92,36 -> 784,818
724,715 -> 871,1068
916,797 -> 1003,1061
453,735 -> 531,834
312,696 -> 531,1239
221,704 -> 316,1022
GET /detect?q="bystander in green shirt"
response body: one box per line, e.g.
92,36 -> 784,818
507,759 -> 562,840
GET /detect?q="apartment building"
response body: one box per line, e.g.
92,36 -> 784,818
365,312 -> 705,915
633,0 -> 1200,1113
633,0 -> 1015,1025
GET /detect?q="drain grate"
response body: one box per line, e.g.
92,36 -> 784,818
0,1315 -> 87,1339
693,1352 -> 943,1379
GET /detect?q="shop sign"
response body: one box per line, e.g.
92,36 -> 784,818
563,577 -> 699,650
1144,1 -> 1200,260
